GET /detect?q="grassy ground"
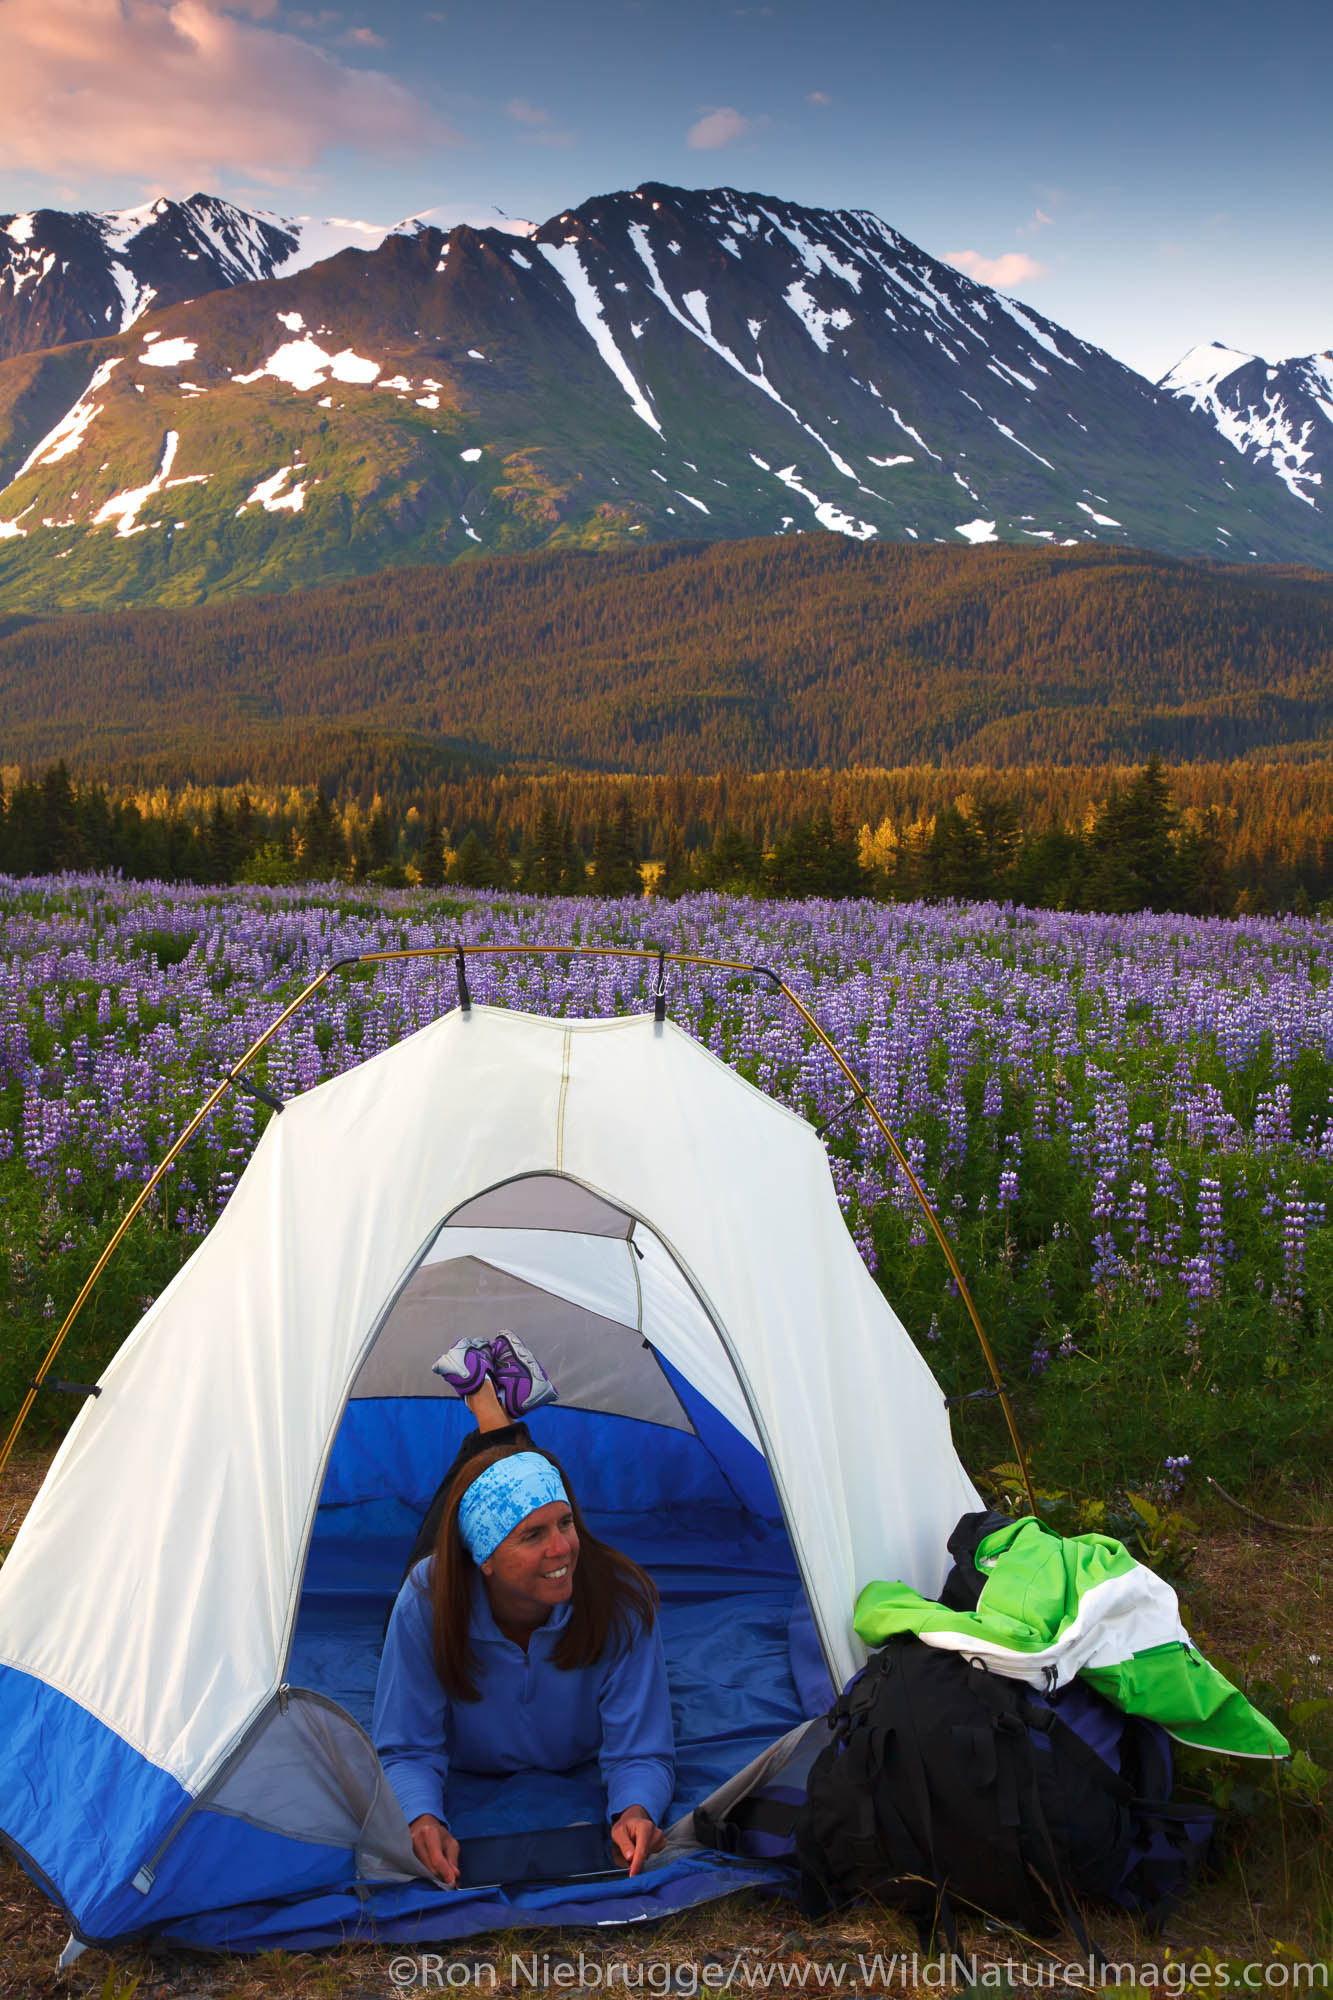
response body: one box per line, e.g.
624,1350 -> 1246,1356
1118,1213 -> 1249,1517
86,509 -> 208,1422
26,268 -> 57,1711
1,1451 -> 1330,1999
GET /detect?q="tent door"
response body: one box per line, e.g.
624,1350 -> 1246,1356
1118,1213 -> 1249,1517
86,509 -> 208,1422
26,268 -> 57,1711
136,1687 -> 419,1890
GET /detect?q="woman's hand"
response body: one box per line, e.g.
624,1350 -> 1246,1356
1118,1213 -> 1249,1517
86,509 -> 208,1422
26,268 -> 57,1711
410,1813 -> 461,1886
610,1805 -> 665,1877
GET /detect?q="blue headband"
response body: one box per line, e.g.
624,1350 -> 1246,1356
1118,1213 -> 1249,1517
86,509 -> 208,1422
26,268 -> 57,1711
458,1454 -> 570,1564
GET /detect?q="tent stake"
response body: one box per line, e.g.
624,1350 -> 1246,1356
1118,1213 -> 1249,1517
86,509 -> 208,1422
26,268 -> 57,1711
1,942 -> 1036,1519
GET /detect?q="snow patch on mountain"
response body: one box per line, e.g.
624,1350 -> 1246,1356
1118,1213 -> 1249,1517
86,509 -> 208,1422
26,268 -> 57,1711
997,299 -> 1077,367
887,408 -> 941,461
774,462 -> 876,539
238,465 -> 308,514
140,338 -> 198,368
270,216 -> 388,276
6,358 -> 124,488
94,429 -> 179,537
956,518 -> 997,543
988,417 -> 1055,469
233,339 -> 380,391
537,241 -> 661,434
784,281 -> 853,352
762,210 -> 863,292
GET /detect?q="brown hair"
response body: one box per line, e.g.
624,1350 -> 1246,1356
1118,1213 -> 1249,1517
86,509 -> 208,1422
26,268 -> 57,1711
425,1441 -> 660,1701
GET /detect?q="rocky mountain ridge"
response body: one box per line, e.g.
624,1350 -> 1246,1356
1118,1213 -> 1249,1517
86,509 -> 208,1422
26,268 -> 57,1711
1159,340 -> 1333,514
0,183 -> 1329,612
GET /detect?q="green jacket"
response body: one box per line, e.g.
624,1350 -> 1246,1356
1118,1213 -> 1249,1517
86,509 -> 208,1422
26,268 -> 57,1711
855,1516 -> 1288,1759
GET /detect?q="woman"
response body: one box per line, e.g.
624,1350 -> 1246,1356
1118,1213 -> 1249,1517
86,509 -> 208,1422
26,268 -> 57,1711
373,1432 -> 675,1885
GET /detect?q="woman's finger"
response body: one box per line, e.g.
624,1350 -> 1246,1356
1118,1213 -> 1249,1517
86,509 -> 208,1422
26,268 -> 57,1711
412,1818 -> 459,1885
627,1818 -> 652,1876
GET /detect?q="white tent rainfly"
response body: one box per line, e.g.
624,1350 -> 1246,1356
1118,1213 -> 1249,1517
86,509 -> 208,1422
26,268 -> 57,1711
0,998 -> 979,1953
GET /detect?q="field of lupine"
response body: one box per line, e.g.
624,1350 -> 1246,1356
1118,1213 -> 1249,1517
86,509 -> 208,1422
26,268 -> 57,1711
4,872 -> 1333,1502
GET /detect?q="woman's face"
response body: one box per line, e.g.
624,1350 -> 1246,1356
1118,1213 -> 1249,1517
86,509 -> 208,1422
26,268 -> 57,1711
482,1499 -> 580,1621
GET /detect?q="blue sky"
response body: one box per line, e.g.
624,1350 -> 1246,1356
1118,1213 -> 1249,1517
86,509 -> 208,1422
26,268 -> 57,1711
2,0 -> 1329,380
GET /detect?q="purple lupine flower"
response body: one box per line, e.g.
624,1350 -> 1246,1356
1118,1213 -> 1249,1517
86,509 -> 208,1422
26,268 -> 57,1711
1281,1185 -> 1308,1300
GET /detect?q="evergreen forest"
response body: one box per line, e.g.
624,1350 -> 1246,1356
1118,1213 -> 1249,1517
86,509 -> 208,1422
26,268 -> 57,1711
5,536 -> 1333,915
5,754 -> 1332,917
3,538 -> 1333,785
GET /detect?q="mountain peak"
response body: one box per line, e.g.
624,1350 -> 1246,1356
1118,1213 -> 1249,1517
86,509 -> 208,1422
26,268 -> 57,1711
1159,341 -> 1258,397
1159,340 -> 1330,509
1,180 -> 1331,611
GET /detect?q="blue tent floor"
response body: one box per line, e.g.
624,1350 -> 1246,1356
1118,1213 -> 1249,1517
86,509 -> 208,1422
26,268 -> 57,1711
155,1505 -> 823,1951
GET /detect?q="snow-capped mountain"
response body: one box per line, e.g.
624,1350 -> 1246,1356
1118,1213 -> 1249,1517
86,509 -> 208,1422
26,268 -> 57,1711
1,182 -> 1330,613
1160,341 -> 1333,511
0,194 -> 391,363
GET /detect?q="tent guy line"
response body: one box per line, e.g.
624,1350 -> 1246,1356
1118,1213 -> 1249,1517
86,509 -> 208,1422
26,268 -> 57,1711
0,939 -> 1035,1514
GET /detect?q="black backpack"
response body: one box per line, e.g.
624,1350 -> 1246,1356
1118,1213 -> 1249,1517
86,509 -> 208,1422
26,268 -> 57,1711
790,1635 -> 1214,1948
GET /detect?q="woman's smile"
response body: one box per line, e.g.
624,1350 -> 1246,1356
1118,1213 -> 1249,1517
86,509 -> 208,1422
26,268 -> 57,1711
483,1501 -> 580,1627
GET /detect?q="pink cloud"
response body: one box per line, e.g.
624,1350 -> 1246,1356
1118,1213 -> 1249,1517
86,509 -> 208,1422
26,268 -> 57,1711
506,96 -> 551,126
685,106 -> 760,150
947,249 -> 1051,289
807,90 -> 832,106
505,98 -> 574,147
0,0 -> 443,186
338,23 -> 386,47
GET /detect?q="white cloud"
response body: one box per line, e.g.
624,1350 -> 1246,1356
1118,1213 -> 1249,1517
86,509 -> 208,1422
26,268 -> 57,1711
0,0 -> 443,185
685,106 -> 760,150
947,249 -> 1051,289
807,89 -> 832,106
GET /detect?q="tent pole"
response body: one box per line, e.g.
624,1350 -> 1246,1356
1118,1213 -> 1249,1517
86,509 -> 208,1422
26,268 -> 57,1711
0,964 -> 341,1484
3,941 -> 1037,1520
771,980 -> 1039,1519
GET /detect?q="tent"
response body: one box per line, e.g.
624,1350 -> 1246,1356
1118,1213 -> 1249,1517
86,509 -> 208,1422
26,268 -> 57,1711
0,1002 -> 978,1953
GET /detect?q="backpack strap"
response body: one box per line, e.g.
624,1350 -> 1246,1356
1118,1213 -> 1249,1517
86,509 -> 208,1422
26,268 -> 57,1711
1023,1699 -> 1136,1805
886,1644 -> 963,1951
1118,1800 -> 1218,1935
694,1795 -> 802,1856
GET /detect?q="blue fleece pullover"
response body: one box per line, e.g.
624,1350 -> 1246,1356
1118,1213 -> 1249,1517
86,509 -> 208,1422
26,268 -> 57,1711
373,1559 -> 675,1830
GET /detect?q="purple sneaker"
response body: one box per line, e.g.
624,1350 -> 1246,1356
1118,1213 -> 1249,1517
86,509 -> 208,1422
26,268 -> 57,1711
488,1330 -> 558,1418
432,1337 -> 495,1399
